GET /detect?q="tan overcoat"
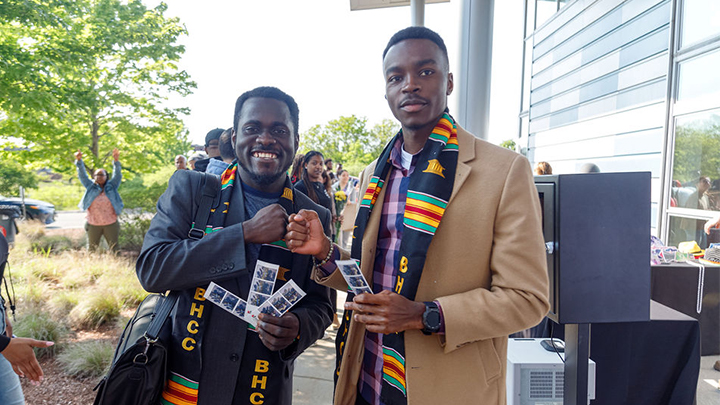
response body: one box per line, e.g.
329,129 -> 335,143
313,126 -> 550,405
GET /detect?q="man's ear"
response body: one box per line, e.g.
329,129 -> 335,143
446,72 -> 454,96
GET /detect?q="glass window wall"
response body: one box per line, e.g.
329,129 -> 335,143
680,0 -> 720,48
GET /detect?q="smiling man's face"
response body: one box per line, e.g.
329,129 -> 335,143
233,97 -> 298,192
383,38 -> 453,133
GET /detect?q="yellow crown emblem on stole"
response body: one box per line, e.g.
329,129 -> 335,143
282,187 -> 293,200
423,159 -> 445,178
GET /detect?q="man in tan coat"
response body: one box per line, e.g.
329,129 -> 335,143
286,26 -> 549,405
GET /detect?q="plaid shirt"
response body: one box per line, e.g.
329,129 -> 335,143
322,138 -> 444,405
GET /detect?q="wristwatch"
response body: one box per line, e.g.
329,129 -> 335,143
421,301 -> 441,335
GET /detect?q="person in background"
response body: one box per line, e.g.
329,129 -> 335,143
335,163 -> 344,181
295,151 -> 335,219
75,148 -> 123,252
290,153 -> 305,185
0,233 -> 54,405
334,169 -> 358,250
193,128 -> 224,172
175,155 -> 188,171
324,158 -> 336,183
294,151 -> 340,328
579,162 -> 601,173
534,161 -> 552,175
206,128 -> 236,175
187,151 -> 208,171
286,26 -> 549,405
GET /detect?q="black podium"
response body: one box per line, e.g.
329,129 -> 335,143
534,172 -> 651,405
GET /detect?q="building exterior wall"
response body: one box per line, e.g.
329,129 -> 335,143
522,0 -> 673,232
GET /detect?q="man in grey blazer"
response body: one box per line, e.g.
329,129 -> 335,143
136,86 -> 334,405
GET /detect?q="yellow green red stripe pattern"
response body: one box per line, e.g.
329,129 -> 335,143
220,164 -> 237,189
360,176 -> 385,208
382,347 -> 407,396
404,190 -> 448,235
160,372 -> 199,405
428,115 -> 458,152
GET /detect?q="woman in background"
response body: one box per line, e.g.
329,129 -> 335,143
75,148 -> 124,252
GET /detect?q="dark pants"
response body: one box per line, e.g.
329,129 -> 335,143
85,221 -> 119,252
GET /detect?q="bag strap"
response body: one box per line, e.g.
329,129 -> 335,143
188,173 -> 220,240
147,173 -> 221,340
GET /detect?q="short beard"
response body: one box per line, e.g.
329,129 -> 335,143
237,160 -> 287,187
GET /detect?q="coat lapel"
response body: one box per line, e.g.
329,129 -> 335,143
449,127 -> 475,205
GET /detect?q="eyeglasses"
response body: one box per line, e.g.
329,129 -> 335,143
94,173 -> 107,177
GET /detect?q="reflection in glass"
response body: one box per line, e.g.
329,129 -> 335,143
669,109 -> 720,247
668,215 -> 709,249
536,0 -> 557,29
677,49 -> 720,102
681,0 -> 720,48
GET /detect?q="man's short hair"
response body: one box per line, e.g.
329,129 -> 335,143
324,158 -> 333,165
219,128 -> 235,161
382,26 -> 449,66
205,128 -> 224,146
233,86 -> 300,136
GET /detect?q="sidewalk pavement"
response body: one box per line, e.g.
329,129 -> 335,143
293,291 -> 346,405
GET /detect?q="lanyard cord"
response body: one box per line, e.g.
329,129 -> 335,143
2,261 -> 16,322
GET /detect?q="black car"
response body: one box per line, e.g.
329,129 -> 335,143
0,195 -> 56,224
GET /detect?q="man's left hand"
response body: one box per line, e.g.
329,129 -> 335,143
345,290 -> 425,334
257,312 -> 300,351
112,148 -> 120,161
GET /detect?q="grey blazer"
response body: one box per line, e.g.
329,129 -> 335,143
136,170 -> 333,404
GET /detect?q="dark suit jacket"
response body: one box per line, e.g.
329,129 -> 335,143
136,170 -> 333,404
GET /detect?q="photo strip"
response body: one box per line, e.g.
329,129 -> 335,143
336,260 -> 374,295
203,281 -> 254,324
248,280 -> 306,327
246,260 -> 280,319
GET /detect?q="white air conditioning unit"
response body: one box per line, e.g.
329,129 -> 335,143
507,338 -> 596,405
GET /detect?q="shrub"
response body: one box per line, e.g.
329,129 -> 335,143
57,340 -> 115,378
26,181 -> 85,211
119,166 -> 174,212
30,235 -> 83,254
118,214 -> 153,253
69,290 -> 122,328
13,310 -> 68,358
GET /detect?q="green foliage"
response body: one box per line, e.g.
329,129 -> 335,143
69,290 -> 122,328
499,139 -> 517,151
119,165 -> 173,212
30,234 -> 85,254
27,181 -> 85,211
672,113 -> 720,183
0,160 -> 38,196
57,340 -> 115,378
13,310 -> 68,358
0,0 -> 195,177
118,214 -> 152,253
299,116 -> 398,176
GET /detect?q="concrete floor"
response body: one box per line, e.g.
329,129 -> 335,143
697,355 -> 720,405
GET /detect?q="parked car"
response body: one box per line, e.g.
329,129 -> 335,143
0,195 -> 56,224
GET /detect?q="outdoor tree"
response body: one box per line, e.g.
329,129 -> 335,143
0,0 -> 195,176
0,160 -> 38,196
300,116 -> 398,176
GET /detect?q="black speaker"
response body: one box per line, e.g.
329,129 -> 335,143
535,172 -> 651,324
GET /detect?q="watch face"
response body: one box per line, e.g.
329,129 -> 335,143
426,310 -> 441,328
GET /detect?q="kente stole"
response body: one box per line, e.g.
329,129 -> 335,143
161,163 -> 298,405
335,113 -> 458,405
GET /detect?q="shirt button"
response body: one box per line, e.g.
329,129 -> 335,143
230,353 -> 239,362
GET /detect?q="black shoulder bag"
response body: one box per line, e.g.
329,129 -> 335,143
93,173 -> 220,405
